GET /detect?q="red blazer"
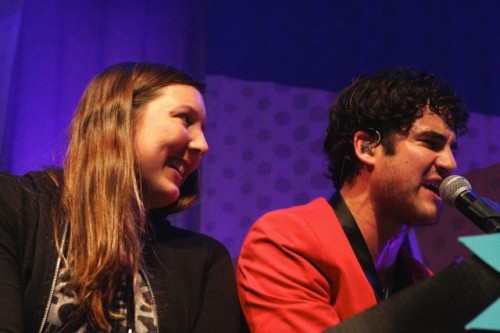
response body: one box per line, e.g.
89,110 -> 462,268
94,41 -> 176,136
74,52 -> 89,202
237,198 -> 432,333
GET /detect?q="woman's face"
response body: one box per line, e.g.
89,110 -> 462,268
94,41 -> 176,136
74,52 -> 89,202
133,84 -> 208,209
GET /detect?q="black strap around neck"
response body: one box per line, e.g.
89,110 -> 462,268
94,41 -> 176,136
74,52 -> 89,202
328,193 -> 386,301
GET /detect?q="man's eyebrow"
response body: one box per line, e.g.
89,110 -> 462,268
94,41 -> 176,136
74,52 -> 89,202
417,130 -> 458,149
418,130 -> 447,140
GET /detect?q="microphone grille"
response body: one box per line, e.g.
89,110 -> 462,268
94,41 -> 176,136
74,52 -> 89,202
439,175 -> 471,205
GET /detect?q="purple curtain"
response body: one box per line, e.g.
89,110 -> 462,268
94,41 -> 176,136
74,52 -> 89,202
1,0 -> 205,173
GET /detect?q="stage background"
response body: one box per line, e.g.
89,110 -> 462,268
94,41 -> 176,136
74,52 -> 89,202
1,0 -> 499,271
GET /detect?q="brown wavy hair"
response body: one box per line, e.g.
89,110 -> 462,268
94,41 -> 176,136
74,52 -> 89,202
55,62 -> 205,330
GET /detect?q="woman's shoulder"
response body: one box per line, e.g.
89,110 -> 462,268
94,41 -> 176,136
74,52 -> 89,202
0,169 -> 61,194
0,170 -> 57,206
156,222 -> 228,250
146,221 -> 233,279
0,170 -> 62,257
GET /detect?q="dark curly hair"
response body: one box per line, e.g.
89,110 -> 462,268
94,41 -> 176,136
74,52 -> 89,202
323,67 -> 470,190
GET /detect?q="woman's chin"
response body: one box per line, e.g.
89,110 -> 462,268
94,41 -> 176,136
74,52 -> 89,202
143,188 -> 180,209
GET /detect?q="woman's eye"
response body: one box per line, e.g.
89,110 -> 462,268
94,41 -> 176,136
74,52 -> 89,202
178,114 -> 192,125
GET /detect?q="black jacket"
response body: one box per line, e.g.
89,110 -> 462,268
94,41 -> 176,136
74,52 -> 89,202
0,171 -> 244,332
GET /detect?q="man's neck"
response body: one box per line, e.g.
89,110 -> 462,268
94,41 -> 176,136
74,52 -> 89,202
340,186 -> 409,287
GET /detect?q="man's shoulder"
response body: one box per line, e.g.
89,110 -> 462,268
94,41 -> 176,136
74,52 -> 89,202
258,197 -> 333,222
248,197 -> 340,241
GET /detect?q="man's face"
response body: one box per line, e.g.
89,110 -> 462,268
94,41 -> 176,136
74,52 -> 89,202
371,109 -> 457,227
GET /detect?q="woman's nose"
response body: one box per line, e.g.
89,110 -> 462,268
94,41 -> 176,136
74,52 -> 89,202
189,128 -> 209,155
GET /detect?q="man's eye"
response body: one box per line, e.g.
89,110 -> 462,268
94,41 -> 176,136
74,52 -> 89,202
422,140 -> 440,151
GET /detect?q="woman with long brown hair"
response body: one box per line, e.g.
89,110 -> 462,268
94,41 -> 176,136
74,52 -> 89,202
0,62 -> 243,332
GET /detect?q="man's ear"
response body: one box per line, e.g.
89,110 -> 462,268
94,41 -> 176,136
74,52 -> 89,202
353,130 -> 376,166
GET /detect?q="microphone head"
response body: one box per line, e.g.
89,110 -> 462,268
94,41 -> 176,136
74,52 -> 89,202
439,175 -> 472,205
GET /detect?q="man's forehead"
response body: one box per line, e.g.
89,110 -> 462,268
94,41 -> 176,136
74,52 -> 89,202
411,113 -> 457,142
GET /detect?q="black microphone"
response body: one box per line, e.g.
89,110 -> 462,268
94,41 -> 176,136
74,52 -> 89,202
439,175 -> 500,234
